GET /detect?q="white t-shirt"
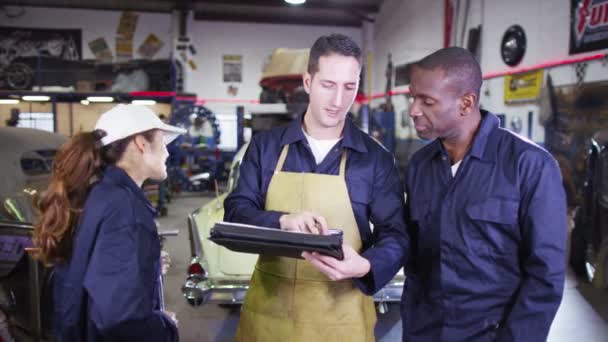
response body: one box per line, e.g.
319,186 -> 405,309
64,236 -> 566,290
451,160 -> 462,177
303,129 -> 342,165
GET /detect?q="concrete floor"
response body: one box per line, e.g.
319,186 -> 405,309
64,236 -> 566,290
158,194 -> 608,342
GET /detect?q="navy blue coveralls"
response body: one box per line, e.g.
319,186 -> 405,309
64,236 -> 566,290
53,166 -> 178,342
390,112 -> 567,341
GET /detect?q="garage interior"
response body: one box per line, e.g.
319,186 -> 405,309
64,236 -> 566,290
1,0 -> 608,341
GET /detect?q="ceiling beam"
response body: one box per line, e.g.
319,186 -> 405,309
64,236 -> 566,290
2,0 -> 376,25
192,0 -> 380,13
1,0 -> 182,13
3,0 -> 380,13
193,11 -> 361,27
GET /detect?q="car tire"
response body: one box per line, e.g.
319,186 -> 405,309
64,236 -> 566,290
6,63 -> 33,90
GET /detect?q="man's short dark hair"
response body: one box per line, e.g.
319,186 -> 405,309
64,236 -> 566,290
414,47 -> 482,98
308,34 -> 362,74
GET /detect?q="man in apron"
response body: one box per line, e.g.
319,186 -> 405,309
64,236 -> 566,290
224,34 -> 409,342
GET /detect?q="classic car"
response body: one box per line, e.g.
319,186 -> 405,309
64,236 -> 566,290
570,129 -> 608,289
0,127 -> 67,341
182,143 -> 405,313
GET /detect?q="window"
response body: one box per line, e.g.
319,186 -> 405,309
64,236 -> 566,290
17,112 -> 54,132
20,149 -> 57,176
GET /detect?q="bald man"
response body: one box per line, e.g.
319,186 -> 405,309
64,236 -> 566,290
375,47 -> 566,341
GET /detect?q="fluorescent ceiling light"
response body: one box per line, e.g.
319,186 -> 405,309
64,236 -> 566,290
80,99 -> 90,105
285,0 -> 306,4
22,95 -> 50,102
131,99 -> 157,105
0,99 -> 20,104
87,96 -> 114,103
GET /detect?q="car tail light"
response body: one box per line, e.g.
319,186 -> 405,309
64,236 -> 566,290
188,262 -> 206,277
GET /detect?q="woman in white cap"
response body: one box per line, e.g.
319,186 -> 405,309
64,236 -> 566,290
32,104 -> 185,342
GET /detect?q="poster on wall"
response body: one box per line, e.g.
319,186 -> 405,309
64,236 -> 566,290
570,0 -> 608,54
117,11 -> 138,39
115,36 -> 133,62
138,34 -> 164,59
88,37 -> 113,62
504,70 -> 544,103
223,55 -> 242,83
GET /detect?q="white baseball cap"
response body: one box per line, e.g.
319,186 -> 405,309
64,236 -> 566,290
95,104 -> 186,146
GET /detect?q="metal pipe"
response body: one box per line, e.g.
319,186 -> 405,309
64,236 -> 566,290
28,254 -> 42,342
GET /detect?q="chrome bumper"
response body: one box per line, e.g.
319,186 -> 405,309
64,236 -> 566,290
373,277 -> 405,303
182,277 -> 249,306
183,275 -> 404,307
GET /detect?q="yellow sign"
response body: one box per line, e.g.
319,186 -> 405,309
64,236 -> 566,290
117,11 -> 138,39
504,70 -> 544,103
138,34 -> 164,59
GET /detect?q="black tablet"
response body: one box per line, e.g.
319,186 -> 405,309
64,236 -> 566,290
209,221 -> 344,260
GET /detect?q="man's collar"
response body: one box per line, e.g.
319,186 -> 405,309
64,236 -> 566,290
281,112 -> 368,153
426,110 -> 499,162
468,110 -> 499,161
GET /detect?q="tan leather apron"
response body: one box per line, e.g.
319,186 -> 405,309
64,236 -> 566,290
235,144 -> 377,342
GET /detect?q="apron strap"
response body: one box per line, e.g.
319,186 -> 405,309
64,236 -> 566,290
275,145 -> 289,174
339,150 -> 347,177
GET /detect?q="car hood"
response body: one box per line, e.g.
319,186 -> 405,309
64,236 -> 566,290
194,194 -> 257,277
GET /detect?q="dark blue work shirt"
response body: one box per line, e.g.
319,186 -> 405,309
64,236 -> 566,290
224,114 -> 409,291
53,166 -> 178,342
400,111 -> 566,341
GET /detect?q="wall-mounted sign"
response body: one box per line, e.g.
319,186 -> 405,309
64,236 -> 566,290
89,37 -> 112,62
115,36 -> 133,62
223,54 -> 242,83
570,0 -> 608,54
117,11 -> 138,39
138,34 -> 164,59
504,69 -> 544,103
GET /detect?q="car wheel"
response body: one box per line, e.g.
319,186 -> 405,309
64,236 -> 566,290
6,63 -> 33,90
